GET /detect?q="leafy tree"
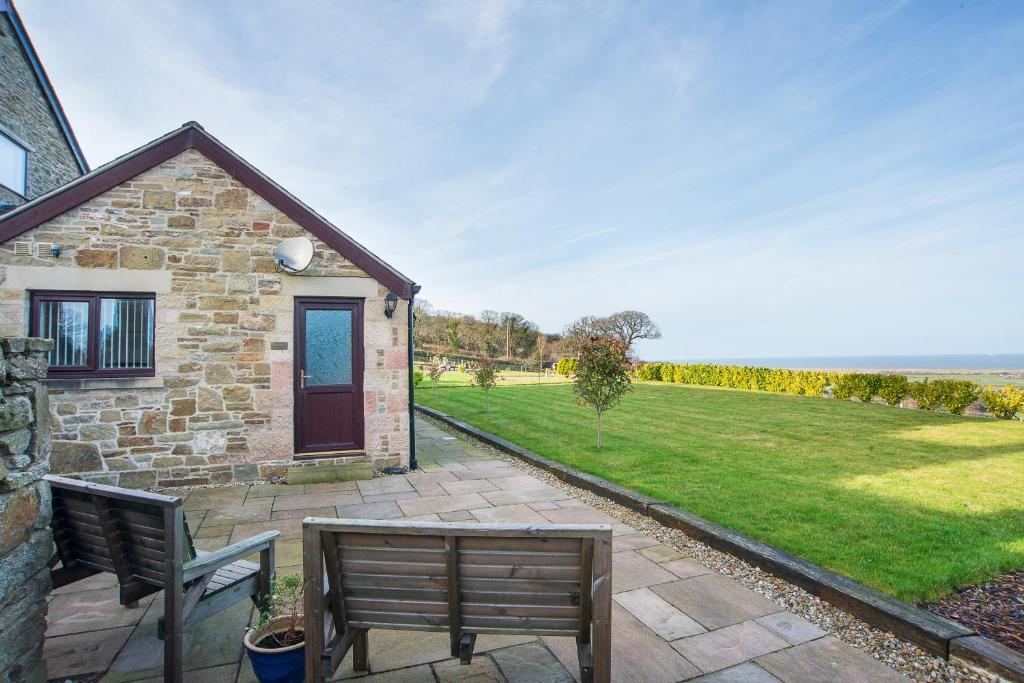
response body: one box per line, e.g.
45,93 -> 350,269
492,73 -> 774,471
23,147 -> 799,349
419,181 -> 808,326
597,310 -> 661,352
877,375 -> 910,406
573,337 -> 632,448
444,318 -> 461,354
426,363 -> 443,386
471,358 -> 500,411
944,381 -> 980,415
980,385 -> 1024,420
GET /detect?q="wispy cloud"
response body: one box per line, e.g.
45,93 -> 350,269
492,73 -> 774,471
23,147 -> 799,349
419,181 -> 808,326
18,0 -> 1024,358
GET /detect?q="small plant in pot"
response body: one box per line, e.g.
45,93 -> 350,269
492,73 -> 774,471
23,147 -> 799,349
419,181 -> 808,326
244,573 -> 305,683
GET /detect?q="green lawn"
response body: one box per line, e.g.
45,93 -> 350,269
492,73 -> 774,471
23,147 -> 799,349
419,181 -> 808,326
416,382 -> 1024,603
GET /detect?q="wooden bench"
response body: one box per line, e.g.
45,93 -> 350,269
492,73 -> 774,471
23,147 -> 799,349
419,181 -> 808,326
302,518 -> 612,682
45,475 -> 279,683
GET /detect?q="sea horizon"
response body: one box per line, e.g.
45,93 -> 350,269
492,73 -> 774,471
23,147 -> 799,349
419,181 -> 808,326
651,354 -> 1024,371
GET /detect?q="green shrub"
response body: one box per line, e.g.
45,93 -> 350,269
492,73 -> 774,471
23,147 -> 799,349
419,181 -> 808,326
910,379 -> 948,411
980,385 -> 1024,420
799,371 -> 829,397
555,357 -> 578,377
848,373 -> 883,403
943,381 -> 980,415
413,370 -> 424,387
831,374 -> 855,400
633,362 -> 657,381
877,375 -> 910,406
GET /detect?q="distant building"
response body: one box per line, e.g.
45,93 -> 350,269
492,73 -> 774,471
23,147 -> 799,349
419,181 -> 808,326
0,0 -> 88,210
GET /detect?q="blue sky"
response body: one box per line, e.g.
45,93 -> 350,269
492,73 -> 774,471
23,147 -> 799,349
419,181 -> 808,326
20,0 -> 1024,359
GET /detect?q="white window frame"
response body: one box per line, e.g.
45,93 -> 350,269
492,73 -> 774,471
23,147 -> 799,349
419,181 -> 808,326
0,131 -> 28,197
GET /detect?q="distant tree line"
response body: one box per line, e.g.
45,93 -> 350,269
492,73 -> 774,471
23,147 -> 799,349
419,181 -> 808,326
413,301 -> 661,364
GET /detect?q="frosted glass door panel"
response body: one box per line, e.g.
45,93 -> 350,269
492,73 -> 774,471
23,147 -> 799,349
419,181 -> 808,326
305,309 -> 353,386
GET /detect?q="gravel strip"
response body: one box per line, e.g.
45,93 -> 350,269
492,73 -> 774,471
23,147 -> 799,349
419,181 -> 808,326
420,413 -> 995,682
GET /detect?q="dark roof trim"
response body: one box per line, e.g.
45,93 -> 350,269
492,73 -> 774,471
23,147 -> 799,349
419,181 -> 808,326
1,0 -> 89,173
0,122 -> 417,299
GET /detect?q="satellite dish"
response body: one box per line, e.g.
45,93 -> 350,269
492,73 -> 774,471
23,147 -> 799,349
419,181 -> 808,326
274,237 -> 314,273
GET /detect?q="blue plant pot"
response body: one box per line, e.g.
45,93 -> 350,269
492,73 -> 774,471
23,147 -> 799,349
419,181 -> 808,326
244,621 -> 305,683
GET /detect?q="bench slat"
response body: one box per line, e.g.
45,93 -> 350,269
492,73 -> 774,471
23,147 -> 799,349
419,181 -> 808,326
459,536 -> 581,553
338,534 -> 443,550
460,590 -> 580,607
347,610 -> 450,628
462,603 -> 579,619
459,576 -> 581,593
459,564 -> 580,580
342,573 -> 449,590
341,559 -> 447,576
458,550 -> 581,567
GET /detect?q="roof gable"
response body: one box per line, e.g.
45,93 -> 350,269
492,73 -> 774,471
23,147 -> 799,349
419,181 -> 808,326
1,0 -> 89,173
0,122 -> 416,299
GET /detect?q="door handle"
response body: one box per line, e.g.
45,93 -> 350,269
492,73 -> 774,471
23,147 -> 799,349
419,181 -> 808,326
300,371 -> 310,389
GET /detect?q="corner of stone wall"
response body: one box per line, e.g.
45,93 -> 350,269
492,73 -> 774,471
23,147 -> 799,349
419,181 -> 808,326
0,337 -> 54,683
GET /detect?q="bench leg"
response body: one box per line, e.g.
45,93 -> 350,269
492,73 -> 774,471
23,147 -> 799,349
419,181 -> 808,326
459,633 -> 477,665
577,638 -> 594,683
353,628 -> 369,672
164,586 -> 184,683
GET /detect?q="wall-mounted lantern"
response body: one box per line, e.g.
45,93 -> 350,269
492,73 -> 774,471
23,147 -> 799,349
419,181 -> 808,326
384,292 -> 399,318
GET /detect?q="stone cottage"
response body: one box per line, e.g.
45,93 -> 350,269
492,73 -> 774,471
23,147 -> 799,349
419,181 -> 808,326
0,121 -> 419,487
1,0 -> 89,210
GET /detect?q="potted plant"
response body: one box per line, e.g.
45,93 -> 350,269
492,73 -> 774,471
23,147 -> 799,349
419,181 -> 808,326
243,573 -> 305,683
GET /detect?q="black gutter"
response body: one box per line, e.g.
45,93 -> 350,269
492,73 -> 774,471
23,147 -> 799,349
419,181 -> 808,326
407,284 -> 421,470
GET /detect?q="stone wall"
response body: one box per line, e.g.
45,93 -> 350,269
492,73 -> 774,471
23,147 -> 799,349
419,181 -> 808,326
0,149 -> 410,487
0,13 -> 82,205
0,337 -> 53,683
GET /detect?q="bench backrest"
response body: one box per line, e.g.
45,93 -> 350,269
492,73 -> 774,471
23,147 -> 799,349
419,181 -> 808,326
47,475 -> 192,587
306,518 -> 613,638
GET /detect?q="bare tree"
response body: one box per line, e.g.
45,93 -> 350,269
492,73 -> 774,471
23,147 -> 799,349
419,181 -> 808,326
598,310 -> 661,352
562,316 -> 601,356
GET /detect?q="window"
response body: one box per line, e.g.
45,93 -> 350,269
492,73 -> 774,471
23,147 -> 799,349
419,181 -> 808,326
30,292 -> 156,378
0,133 -> 27,196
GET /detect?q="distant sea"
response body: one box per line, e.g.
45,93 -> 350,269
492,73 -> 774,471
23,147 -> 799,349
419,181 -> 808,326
658,354 -> 1024,371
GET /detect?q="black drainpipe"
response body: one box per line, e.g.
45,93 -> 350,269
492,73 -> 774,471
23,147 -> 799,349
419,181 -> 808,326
407,284 -> 421,470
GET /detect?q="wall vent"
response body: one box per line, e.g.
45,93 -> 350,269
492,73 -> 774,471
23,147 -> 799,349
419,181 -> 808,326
13,242 -> 32,256
36,242 -> 56,257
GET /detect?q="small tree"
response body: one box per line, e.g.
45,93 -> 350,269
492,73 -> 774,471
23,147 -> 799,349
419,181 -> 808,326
471,358 -> 500,411
980,385 -> 1024,420
255,573 -> 304,647
573,337 -> 632,448
426,363 -> 444,386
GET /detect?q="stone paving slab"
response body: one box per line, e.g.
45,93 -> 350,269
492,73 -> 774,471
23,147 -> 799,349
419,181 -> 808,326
693,662 -> 782,682
652,574 -> 784,630
757,635 -> 908,682
396,491 -> 490,516
612,550 -> 679,593
614,587 -> 707,640
41,420 -> 911,682
755,611 -> 827,646
47,588 -> 154,637
545,603 -> 701,682
671,620 -> 789,674
43,625 -> 134,679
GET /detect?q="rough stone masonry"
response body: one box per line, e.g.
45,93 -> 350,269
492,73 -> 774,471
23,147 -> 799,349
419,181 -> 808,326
0,149 -> 410,488
0,337 -> 54,683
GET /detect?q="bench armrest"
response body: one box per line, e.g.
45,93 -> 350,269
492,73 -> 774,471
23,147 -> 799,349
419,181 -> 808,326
182,530 -> 279,583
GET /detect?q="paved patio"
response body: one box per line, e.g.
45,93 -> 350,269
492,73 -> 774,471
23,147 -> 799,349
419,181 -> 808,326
43,420 -> 907,682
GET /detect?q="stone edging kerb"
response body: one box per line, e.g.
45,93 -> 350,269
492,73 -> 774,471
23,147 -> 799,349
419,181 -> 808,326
415,404 -> 1024,683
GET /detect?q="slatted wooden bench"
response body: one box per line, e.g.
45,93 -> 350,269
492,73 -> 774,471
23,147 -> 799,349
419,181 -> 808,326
45,475 -> 279,683
302,518 -> 612,682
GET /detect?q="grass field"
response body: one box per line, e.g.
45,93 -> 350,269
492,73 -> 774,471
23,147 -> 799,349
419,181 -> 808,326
416,381 -> 1024,603
416,367 -> 570,387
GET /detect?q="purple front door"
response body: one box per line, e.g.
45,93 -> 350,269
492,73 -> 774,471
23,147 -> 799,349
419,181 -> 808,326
294,298 -> 364,456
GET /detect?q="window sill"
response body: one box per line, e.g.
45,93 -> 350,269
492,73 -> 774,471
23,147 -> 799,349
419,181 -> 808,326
42,376 -> 164,391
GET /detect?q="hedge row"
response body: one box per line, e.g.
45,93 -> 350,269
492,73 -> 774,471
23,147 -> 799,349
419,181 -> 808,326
555,357 -> 578,377
625,362 -> 1022,419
